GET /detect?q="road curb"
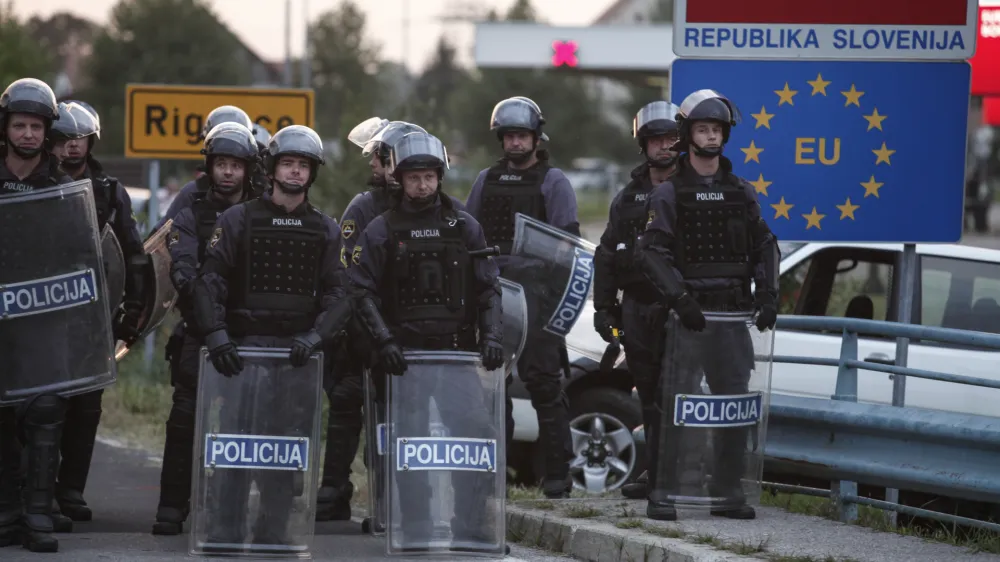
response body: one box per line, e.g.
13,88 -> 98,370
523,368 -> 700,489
505,506 -> 756,562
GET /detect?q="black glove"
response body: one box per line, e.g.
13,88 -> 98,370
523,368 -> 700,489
754,291 -> 778,332
673,293 -> 706,332
113,301 -> 144,342
165,330 -> 184,363
593,307 -> 619,343
204,329 -> 243,377
481,337 -> 504,371
290,330 -> 322,367
378,341 -> 407,376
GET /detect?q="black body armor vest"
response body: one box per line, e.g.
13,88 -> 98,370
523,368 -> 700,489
673,173 -> 752,281
90,175 -> 117,230
229,198 -> 328,316
614,181 -> 653,290
380,207 -> 477,350
190,194 -> 230,263
478,161 -> 548,255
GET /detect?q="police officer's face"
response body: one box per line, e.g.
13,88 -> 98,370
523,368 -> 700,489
51,138 -> 87,163
400,169 -> 438,200
691,122 -> 723,149
6,114 -> 44,152
275,155 -> 311,187
502,131 -> 534,156
646,133 -> 679,160
369,152 -> 386,176
212,155 -> 246,188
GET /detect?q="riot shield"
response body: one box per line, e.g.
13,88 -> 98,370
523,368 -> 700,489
189,347 -> 324,557
509,213 -> 604,359
385,351 -> 505,556
114,219 -> 177,361
650,312 -> 773,510
0,180 -> 116,406
499,277 -> 528,374
101,223 -> 126,315
361,368 -> 387,536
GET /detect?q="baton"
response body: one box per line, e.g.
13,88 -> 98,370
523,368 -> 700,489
469,246 -> 501,259
599,328 -> 624,375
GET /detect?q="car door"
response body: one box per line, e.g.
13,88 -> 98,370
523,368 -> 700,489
904,254 -> 1000,417
773,246 -> 899,403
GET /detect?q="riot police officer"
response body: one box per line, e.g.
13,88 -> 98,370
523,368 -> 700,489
190,125 -> 353,546
637,90 -> 779,521
0,78 -> 76,553
465,96 -> 578,498
152,105 -> 266,231
348,131 -> 506,552
151,123 -> 259,536
47,100 -> 148,522
593,101 -> 681,500
253,124 -> 271,156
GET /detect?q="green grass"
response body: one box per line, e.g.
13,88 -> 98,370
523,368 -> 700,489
576,190 -> 613,224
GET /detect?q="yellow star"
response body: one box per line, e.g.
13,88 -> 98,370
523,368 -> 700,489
863,107 -> 887,131
741,140 -> 764,164
807,73 -> 832,96
774,82 -> 798,106
770,197 -> 793,220
749,174 -> 772,196
841,84 -> 864,107
861,175 -> 884,198
873,142 -> 895,165
751,106 -> 775,129
836,197 -> 860,220
802,207 -> 826,230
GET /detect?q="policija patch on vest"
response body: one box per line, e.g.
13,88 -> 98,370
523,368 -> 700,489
209,227 -> 223,249
352,245 -> 362,265
341,219 -> 356,239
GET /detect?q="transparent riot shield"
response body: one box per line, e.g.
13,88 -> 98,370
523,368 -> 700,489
101,223 -> 126,315
114,219 -> 178,361
0,180 -> 116,406
650,312 -> 773,510
499,277 -> 528,374
361,368 -> 387,536
509,213 -> 603,359
190,347 -> 324,558
386,351 -> 506,556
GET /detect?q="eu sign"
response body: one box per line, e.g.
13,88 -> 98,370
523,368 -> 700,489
670,58 -> 970,243
125,84 -> 314,160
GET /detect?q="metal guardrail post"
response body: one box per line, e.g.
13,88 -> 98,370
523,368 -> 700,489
832,327 -> 859,523
832,480 -> 859,523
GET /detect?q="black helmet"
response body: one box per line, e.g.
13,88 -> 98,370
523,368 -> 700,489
266,125 -> 324,186
674,90 -> 741,158
252,125 -> 271,152
1,78 -> 59,126
389,132 -> 449,180
490,96 -> 545,138
63,100 -> 100,133
362,121 -> 427,164
50,102 -> 100,143
201,105 -> 253,140
203,122 -> 258,162
633,101 -> 681,168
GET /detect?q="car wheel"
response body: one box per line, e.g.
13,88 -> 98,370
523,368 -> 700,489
532,387 -> 641,494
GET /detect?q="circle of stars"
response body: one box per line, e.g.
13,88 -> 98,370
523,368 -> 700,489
742,74 -> 894,231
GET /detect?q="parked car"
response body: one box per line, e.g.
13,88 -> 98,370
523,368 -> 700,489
531,241 -> 1000,493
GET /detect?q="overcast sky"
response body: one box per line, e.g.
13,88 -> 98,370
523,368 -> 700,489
13,0 -> 609,71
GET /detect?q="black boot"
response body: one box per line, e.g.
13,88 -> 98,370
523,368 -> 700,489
317,377 -> 363,521
55,390 -> 102,522
711,504 -> 756,519
621,471 -> 648,499
316,483 -> 353,521
645,500 -> 677,521
20,395 -> 67,553
152,506 -> 187,536
152,402 -> 195,535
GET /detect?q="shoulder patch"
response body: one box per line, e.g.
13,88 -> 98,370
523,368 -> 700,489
646,210 -> 655,228
351,245 -> 362,265
342,219 -> 356,239
209,227 -> 223,249
168,230 -> 180,247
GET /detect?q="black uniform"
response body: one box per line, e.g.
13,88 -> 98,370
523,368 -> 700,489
349,131 -> 503,545
636,90 -> 779,521
152,123 -> 258,536
465,96 -> 577,497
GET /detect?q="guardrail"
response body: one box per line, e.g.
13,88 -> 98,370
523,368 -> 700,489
767,315 -> 1000,533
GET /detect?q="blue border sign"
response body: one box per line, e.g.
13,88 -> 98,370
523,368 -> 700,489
671,59 -> 971,243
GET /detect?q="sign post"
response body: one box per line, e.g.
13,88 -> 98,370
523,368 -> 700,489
670,0 -> 979,526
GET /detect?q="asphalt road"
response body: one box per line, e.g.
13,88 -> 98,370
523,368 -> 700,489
0,440 -> 572,561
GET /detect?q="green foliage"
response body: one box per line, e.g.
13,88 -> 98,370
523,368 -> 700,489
0,3 -> 55,88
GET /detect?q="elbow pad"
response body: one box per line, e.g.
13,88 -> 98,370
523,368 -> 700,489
637,249 -> 686,303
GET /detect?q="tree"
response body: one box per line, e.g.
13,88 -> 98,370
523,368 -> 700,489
409,36 -> 471,149
82,0 -> 254,155
0,2 -> 55,89
621,0 -> 675,125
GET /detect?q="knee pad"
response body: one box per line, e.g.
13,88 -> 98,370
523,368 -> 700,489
21,394 -> 67,427
528,383 -> 565,411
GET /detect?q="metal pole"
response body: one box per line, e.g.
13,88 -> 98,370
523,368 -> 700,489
143,160 -> 161,371
284,0 -> 293,87
885,242 -> 917,526
301,0 -> 311,88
